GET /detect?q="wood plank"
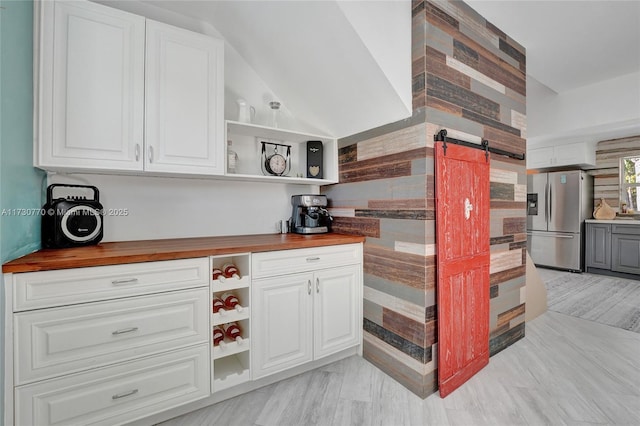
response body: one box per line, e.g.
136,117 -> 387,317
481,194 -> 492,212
503,217 -> 526,235
332,217 -> 380,238
496,303 -> 526,327
426,46 -> 471,89
490,265 -> 526,286
425,5 -> 525,94
427,74 -> 500,120
382,307 -> 431,348
339,144 -> 357,165
2,233 -> 365,273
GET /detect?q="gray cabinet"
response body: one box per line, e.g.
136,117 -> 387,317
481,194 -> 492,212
586,222 -> 640,277
586,223 -> 611,269
611,225 -> 640,275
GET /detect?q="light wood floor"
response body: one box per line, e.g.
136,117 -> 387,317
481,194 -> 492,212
538,267 -> 640,333
161,283 -> 640,425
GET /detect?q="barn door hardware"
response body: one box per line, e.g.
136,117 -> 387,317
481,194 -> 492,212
434,129 -> 525,161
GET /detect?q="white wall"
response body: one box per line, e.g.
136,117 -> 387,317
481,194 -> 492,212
49,173 -> 315,242
527,71 -> 640,148
336,0 -> 412,113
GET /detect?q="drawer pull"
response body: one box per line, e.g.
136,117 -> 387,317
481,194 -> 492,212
112,389 -> 139,400
111,278 -> 139,286
306,257 -> 321,262
112,327 -> 139,335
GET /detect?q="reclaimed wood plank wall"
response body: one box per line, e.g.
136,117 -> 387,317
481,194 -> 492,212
322,0 -> 527,398
589,136 -> 640,210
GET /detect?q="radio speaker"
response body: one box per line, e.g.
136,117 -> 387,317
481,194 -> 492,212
42,184 -> 104,249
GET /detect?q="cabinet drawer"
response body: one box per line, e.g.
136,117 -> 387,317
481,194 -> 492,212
252,243 -> 362,278
612,224 -> 640,235
15,288 -> 209,385
13,258 -> 209,311
15,344 -> 209,426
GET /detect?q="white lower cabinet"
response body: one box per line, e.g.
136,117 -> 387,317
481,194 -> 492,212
5,244 -> 363,424
5,258 -> 211,426
251,244 -> 362,380
15,345 -> 209,426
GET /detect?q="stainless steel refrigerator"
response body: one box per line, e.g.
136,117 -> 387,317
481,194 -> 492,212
526,170 -> 593,271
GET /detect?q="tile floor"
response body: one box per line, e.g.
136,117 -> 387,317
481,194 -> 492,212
159,268 -> 640,426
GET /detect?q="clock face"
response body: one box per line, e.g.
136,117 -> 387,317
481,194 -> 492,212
267,153 -> 287,175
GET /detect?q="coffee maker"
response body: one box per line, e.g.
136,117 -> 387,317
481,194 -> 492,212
290,194 -> 333,234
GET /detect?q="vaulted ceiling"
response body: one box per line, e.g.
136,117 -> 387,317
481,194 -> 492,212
103,0 -> 639,142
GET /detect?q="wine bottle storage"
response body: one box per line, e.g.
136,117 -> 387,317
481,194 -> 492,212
210,253 -> 251,393
213,318 -> 249,359
210,254 -> 250,291
212,287 -> 249,325
213,351 -> 250,392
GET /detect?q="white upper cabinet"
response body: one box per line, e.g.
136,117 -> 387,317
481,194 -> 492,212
527,142 -> 596,170
144,21 -> 224,175
36,0 -> 145,171
35,1 -> 224,176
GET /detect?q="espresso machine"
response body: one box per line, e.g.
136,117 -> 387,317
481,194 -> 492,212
290,194 -> 333,234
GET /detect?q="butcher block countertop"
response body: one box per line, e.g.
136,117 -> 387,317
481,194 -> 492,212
2,233 -> 366,274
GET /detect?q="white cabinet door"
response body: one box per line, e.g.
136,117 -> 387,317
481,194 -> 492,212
526,146 -> 554,169
314,265 -> 361,359
555,142 -> 595,167
251,273 -> 313,379
37,0 -> 145,170
145,20 -> 224,175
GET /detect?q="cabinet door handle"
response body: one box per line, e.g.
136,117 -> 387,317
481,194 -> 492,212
135,144 -> 140,162
308,280 -> 311,295
316,278 -> 320,293
306,257 -> 320,262
112,327 -> 139,335
111,278 -> 139,286
148,145 -> 154,163
112,389 -> 138,400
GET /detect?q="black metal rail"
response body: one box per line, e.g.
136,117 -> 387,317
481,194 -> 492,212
433,129 -> 525,161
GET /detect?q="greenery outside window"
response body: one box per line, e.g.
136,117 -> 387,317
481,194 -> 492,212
620,155 -> 640,213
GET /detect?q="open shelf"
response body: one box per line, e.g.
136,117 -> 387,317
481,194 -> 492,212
225,120 -> 338,184
212,275 -> 249,292
212,306 -> 250,326
213,336 -> 251,359
210,253 -> 252,393
210,253 -> 250,288
213,352 -> 250,392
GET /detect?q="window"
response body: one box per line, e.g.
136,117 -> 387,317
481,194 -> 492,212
620,155 -> 640,213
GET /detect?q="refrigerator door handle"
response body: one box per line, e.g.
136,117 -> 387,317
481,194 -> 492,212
544,182 -> 549,224
527,231 -> 575,239
549,182 -> 552,222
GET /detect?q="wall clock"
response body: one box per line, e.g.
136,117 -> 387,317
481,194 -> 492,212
261,141 -> 291,176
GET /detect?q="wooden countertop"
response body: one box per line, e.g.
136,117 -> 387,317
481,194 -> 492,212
2,233 -> 366,273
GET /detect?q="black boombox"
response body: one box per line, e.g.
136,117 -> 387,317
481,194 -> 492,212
42,184 -> 104,249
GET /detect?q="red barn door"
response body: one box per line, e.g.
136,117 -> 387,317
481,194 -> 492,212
435,142 -> 490,398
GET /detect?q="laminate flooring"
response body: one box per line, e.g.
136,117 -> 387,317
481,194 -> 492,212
159,308 -> 640,426
539,268 -> 640,333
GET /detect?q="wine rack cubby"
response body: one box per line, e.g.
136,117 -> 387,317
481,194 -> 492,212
209,253 -> 251,392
